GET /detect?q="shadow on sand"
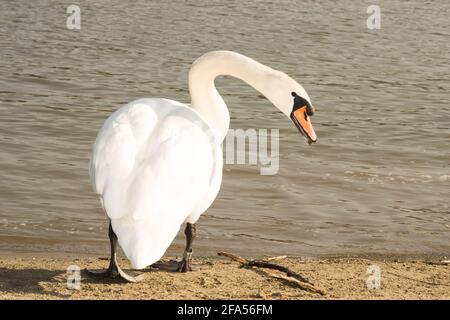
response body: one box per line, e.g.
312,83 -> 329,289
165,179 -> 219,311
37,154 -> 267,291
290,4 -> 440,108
0,267 -> 70,298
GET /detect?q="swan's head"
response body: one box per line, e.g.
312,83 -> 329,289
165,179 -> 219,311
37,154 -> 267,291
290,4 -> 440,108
263,71 -> 317,144
289,92 -> 317,144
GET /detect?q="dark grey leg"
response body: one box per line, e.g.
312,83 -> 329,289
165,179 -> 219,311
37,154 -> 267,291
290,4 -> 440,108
177,223 -> 196,272
86,222 -> 145,282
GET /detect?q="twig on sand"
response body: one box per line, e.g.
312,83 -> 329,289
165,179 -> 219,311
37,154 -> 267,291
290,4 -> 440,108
266,255 -> 287,261
218,252 -> 309,282
267,272 -> 327,296
386,270 -> 450,287
218,251 -> 247,264
426,260 -> 450,266
217,251 -> 326,296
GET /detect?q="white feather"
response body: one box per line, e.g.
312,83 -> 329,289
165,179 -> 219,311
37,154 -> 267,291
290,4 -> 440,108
90,98 -> 221,269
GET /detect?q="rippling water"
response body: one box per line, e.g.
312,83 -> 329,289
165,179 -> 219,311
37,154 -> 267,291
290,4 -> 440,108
0,0 -> 449,258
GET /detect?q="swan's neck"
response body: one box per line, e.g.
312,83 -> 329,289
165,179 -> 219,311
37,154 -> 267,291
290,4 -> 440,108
188,51 -> 278,142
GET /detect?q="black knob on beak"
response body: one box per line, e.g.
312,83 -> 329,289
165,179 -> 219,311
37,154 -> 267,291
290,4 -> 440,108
291,92 -> 314,116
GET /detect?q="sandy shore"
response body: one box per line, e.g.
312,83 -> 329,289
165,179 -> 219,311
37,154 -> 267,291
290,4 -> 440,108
0,255 -> 449,299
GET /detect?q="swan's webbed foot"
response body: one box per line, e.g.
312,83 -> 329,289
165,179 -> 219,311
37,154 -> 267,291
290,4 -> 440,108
176,261 -> 192,272
86,221 -> 145,283
86,260 -> 145,283
151,222 -> 198,273
86,265 -> 119,278
150,256 -> 203,272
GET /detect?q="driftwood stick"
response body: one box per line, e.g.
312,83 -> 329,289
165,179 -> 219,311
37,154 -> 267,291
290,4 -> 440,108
267,272 -> 326,296
217,251 -> 248,264
426,260 -> 450,266
218,251 -> 319,289
246,260 -> 312,284
267,255 -> 287,261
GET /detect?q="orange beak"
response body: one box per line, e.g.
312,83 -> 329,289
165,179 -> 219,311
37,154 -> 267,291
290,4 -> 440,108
291,106 -> 317,144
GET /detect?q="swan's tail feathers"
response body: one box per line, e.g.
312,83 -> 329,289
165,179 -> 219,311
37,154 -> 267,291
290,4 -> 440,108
111,217 -> 182,270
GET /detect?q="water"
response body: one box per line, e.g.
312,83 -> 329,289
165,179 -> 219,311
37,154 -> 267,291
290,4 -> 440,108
0,0 -> 449,258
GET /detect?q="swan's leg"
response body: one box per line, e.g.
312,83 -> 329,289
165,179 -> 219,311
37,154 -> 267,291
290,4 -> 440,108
177,223 -> 196,272
86,222 -> 145,283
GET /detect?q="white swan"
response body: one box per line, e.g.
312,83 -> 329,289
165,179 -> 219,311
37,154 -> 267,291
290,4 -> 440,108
88,51 -> 317,282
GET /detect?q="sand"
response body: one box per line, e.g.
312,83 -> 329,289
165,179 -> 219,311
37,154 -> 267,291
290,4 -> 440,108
0,255 -> 449,300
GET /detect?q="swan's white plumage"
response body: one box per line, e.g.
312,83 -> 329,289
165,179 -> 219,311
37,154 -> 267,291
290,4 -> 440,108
89,51 -> 312,272
90,98 -> 222,269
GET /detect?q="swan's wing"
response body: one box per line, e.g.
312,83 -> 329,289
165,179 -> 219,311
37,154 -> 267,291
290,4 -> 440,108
89,101 -> 159,218
90,99 -> 217,269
